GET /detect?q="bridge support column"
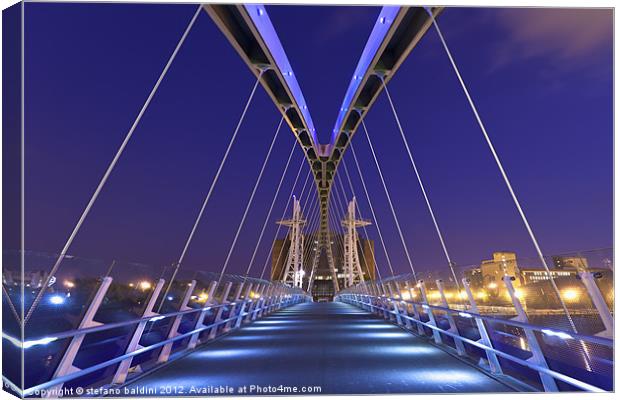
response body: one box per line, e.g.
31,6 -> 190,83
462,278 -> 502,374
112,279 -> 165,385
188,281 -> 218,350
157,280 -> 196,363
503,276 -> 558,392
279,197 -> 306,288
45,277 -> 113,396
436,280 -> 465,356
419,281 -> 442,345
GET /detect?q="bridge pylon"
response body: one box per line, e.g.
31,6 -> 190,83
341,197 -> 371,288
278,196 -> 306,288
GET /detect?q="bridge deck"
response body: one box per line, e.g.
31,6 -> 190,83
123,302 -> 514,395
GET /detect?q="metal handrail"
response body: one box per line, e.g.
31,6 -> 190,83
337,293 -> 610,393
19,299 -> 255,344
374,295 -> 613,347
21,295 -> 307,396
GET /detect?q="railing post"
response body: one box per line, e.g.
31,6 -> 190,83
245,283 -> 264,322
462,278 -> 502,374
250,284 -> 267,320
45,277 -> 113,396
388,282 -> 404,326
405,280 -> 426,335
436,279 -> 465,355
187,280 -> 218,350
379,283 -> 390,319
224,282 -> 246,332
157,280 -> 196,363
112,278 -> 165,385
367,283 -> 377,313
579,271 -> 613,338
393,281 -> 412,330
266,285 -> 277,314
419,280 -> 442,345
209,282 -> 233,339
503,276 -> 558,392
258,285 -> 274,318
234,283 -> 254,329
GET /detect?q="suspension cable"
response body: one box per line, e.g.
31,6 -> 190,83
215,117 -> 284,284
349,146 -> 395,277
381,78 -> 460,290
340,160 -> 383,281
301,199 -> 321,272
160,73 -> 265,306
428,13 -> 576,329
24,5 -> 204,324
244,138 -> 297,276
301,192 -> 321,265
335,171 -> 380,282
259,167 -> 311,280
361,120 -> 417,282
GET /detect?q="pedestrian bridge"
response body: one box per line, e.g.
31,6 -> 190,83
4,268 -> 612,397
122,302 -> 517,395
3,3 -> 613,397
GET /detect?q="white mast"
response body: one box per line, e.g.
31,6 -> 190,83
341,197 -> 371,287
278,196 -> 306,287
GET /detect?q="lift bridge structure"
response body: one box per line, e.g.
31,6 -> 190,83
2,3 -> 614,397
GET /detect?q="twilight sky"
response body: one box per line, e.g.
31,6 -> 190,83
17,3 -> 612,279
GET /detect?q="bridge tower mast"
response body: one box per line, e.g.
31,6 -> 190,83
341,197 -> 371,287
278,197 -> 306,287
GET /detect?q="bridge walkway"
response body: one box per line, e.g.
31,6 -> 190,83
122,302 -> 515,395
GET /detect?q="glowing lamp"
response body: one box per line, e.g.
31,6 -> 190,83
49,295 -> 65,305
562,289 -> 579,301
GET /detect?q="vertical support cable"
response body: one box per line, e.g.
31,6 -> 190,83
216,117 -> 284,282
258,166 -> 310,280
335,172 -> 379,284
380,77 -> 460,290
244,139 -> 297,276
428,12 -> 576,331
349,145 -> 395,277
161,72 -> 264,306
341,160 -> 383,282
24,5 -> 203,324
361,120 -> 418,282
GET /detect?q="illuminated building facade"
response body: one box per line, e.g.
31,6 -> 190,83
271,231 -> 375,300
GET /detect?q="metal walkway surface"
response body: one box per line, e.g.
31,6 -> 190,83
121,302 -> 515,395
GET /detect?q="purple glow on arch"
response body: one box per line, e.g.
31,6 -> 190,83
244,4 -> 318,146
331,6 -> 400,146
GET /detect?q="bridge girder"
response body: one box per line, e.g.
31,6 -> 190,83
206,4 -> 442,293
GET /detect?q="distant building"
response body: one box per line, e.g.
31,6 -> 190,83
552,256 -> 589,270
518,268 -> 573,285
271,231 -> 375,301
479,251 -> 519,287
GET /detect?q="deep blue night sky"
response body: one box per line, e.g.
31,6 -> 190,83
20,3 -> 612,279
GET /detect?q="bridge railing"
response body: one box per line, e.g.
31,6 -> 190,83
2,250 -> 312,397
335,248 -> 613,393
